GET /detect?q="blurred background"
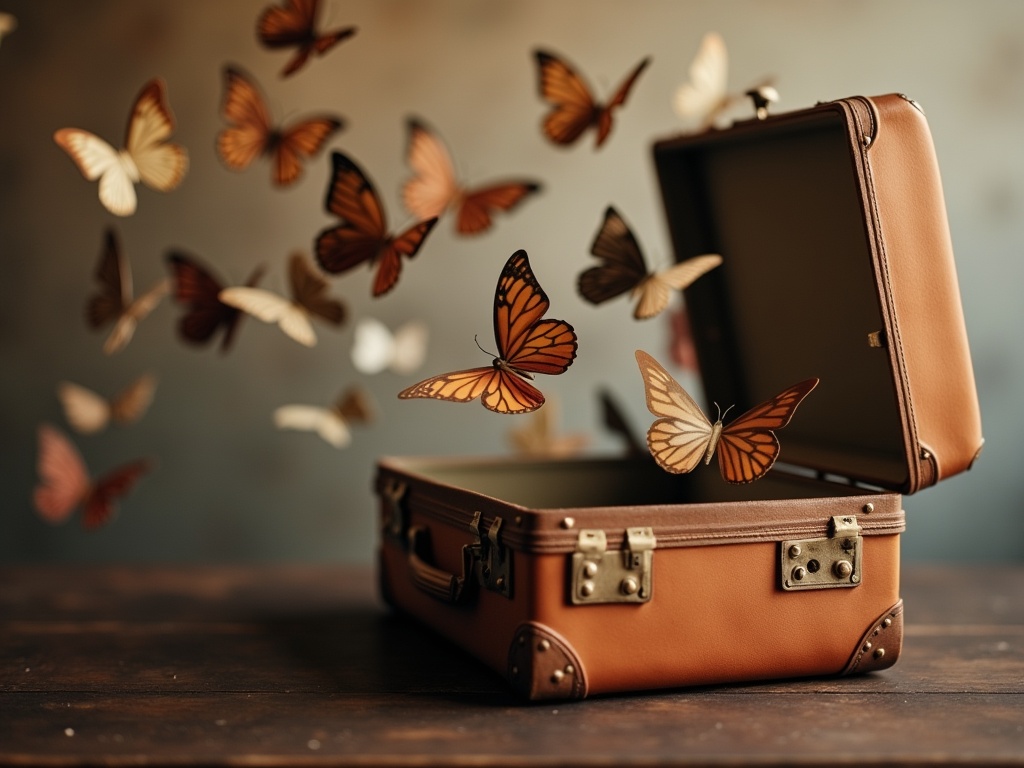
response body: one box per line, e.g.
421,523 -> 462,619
1,0 -> 1020,564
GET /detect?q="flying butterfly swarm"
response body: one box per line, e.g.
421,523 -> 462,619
39,6 -> 799,534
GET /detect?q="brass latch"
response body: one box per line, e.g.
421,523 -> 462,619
469,511 -> 513,599
781,515 -> 863,591
571,527 -> 655,605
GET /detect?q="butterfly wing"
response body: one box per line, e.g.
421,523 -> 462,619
217,66 -> 273,172
257,0 -> 355,76
595,56 -> 651,147
54,128 -> 138,216
398,366 -> 546,414
674,32 -> 729,126
56,382 -> 111,435
534,50 -> 598,146
274,404 -> 351,448
579,205 -> 649,305
402,117 -> 460,221
104,279 -> 169,355
274,115 -> 343,187
316,151 -> 388,274
167,252 -> 233,346
717,378 -> 819,484
82,459 -> 151,529
350,318 -> 395,375
287,252 -> 346,325
219,286 -> 316,347
125,78 -> 188,193
495,250 -> 577,376
635,350 -> 715,474
86,228 -> 129,329
110,373 -> 157,426
457,182 -> 541,236
633,253 -> 723,320
33,424 -> 90,524
371,218 -> 438,297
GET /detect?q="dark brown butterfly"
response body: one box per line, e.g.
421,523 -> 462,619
399,250 -> 578,414
534,50 -> 650,149
166,252 -> 266,353
87,228 -> 170,355
402,117 -> 541,235
256,0 -> 356,77
33,424 -> 152,529
316,151 -> 438,297
217,65 -> 343,187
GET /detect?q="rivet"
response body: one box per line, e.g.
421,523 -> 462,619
560,517 -> 575,529
538,639 -> 550,652
514,515 -> 523,526
564,664 -> 575,675
550,670 -> 564,684
580,581 -> 595,597
833,560 -> 853,579
863,641 -> 872,652
583,562 -> 598,578
873,648 -> 885,660
863,503 -> 874,514
511,666 -> 519,677
495,577 -> 505,589
620,577 -> 639,595
882,617 -> 892,629
788,545 -> 802,559
851,574 -> 860,584
518,636 -> 526,646
792,567 -> 806,581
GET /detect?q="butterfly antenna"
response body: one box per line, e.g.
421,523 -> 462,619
473,334 -> 496,358
714,402 -> 735,423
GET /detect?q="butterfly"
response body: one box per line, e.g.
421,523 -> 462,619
580,206 -> 722,320
53,78 -> 188,216
57,373 -> 157,435
315,151 -> 438,297
399,250 -> 577,414
33,424 -> 152,529
87,228 -> 170,355
219,252 -> 345,347
351,317 -> 428,375
507,396 -> 589,458
635,349 -> 818,484
533,49 -> 650,149
256,0 -> 356,77
273,387 -> 373,448
217,65 -> 343,187
402,117 -> 541,235
166,251 -> 267,353
673,32 -> 776,129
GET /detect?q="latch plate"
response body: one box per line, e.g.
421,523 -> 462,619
781,515 -> 863,591
571,527 -> 655,605
470,512 -> 512,599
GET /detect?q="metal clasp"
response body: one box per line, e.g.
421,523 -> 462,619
469,511 -> 512,599
781,515 -> 863,591
571,527 -> 655,605
382,479 -> 409,540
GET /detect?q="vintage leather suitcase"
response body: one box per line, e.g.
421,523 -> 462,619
375,94 -> 984,700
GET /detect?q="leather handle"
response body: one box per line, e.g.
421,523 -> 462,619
406,526 -> 473,605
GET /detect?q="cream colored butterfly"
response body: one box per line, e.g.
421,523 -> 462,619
351,317 -> 428,375
219,252 -> 346,348
579,206 -> 722,320
54,78 -> 188,217
673,32 -> 776,130
273,387 -> 373,448
57,373 -> 157,435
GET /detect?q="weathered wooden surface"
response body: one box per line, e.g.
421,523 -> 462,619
1,564 -> 1022,766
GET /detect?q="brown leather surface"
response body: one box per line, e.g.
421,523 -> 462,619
858,94 -> 984,489
842,599 -> 903,675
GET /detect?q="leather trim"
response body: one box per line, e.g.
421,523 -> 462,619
507,622 -> 588,700
842,599 -> 903,676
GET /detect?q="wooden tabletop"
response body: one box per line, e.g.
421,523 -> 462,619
1,564 -> 1022,766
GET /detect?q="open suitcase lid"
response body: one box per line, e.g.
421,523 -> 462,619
653,94 -> 983,494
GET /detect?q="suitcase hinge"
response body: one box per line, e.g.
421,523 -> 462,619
781,515 -> 863,591
469,511 -> 513,599
382,479 -> 409,541
571,527 -> 655,605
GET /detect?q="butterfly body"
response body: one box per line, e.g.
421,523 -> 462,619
400,250 -> 576,414
534,50 -> 650,149
54,79 -> 188,216
317,151 -> 438,296
635,350 -> 817,483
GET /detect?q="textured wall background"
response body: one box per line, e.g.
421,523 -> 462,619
1,0 -> 1020,563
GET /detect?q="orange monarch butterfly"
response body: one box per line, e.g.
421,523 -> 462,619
33,424 -> 152,529
580,206 -> 722,319
399,250 -> 577,414
256,0 -> 356,78
402,117 -> 541,235
533,49 -> 651,149
54,78 -> 188,216
167,252 -> 267,353
635,350 -> 818,484
316,151 -> 438,297
216,65 -> 343,187
87,228 -> 170,356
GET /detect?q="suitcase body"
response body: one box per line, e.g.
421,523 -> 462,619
375,94 -> 982,700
